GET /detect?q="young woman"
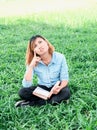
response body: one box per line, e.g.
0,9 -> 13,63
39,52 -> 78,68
15,35 -> 70,107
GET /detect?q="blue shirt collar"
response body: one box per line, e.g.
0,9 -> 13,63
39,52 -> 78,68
39,52 -> 56,65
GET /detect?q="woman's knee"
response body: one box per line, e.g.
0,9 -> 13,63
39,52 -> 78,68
18,88 -> 26,98
18,86 -> 36,100
63,86 -> 71,99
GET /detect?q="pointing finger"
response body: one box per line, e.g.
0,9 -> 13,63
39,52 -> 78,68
34,50 -> 36,57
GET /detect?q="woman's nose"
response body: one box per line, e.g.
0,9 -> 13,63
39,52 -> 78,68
38,44 -> 41,48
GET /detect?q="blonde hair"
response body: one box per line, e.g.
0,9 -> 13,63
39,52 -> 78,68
25,35 -> 55,65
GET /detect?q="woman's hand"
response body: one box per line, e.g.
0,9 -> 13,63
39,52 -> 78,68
48,86 -> 60,99
51,85 -> 61,94
48,81 -> 60,98
29,51 -> 41,68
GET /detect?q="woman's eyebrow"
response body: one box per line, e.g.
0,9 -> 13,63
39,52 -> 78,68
38,40 -> 42,43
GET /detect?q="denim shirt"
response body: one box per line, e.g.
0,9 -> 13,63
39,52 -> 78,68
22,52 -> 69,88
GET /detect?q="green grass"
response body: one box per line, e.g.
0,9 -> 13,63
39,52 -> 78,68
0,1 -> 97,130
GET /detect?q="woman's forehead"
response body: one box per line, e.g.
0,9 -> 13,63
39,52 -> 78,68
32,37 -> 44,47
35,37 -> 44,42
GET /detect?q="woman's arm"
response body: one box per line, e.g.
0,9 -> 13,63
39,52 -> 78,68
52,80 -> 68,94
22,51 -> 41,87
60,80 -> 68,90
24,51 -> 41,81
22,67 -> 34,87
24,66 -> 34,81
48,80 -> 68,98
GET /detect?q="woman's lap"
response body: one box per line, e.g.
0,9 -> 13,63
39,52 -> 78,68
18,85 -> 70,105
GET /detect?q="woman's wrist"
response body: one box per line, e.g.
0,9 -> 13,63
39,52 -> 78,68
29,64 -> 34,69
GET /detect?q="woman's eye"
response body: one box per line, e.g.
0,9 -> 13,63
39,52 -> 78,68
38,41 -> 42,44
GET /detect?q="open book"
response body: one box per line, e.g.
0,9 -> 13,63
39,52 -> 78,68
33,81 -> 60,100
33,87 -> 50,100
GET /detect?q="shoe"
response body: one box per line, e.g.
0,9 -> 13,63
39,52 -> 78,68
15,100 -> 30,107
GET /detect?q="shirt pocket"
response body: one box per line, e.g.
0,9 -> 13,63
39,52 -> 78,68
50,70 -> 60,79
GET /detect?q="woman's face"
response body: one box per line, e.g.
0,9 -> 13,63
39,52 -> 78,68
33,37 -> 49,56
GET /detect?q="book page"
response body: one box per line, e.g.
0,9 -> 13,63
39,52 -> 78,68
33,87 -> 50,97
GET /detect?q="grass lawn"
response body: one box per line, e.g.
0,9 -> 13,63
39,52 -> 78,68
0,0 -> 97,130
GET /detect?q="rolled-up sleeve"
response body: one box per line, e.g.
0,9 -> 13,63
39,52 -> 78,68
60,55 -> 69,81
22,78 -> 32,88
22,66 -> 34,87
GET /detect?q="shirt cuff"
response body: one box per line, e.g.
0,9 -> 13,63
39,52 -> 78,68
22,78 -> 32,88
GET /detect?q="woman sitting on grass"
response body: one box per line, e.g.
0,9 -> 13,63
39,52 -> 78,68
15,35 -> 70,107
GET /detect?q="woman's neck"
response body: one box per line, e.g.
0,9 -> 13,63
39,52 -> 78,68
41,52 -> 52,65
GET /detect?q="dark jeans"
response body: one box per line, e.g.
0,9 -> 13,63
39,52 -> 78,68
18,85 -> 70,106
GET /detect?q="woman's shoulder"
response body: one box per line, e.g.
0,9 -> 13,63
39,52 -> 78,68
53,51 -> 64,58
52,51 -> 65,63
